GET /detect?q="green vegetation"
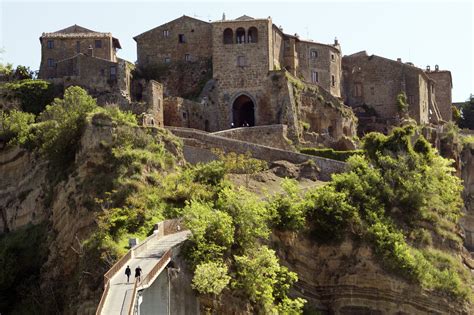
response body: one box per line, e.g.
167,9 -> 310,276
396,91 -> 409,114
272,125 -> 471,301
299,147 -> 363,161
457,95 -> 474,130
1,79 -> 59,114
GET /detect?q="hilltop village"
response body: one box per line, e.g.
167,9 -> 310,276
38,14 -> 453,146
3,13 -> 473,315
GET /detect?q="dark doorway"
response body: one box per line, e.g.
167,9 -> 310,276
232,95 -> 255,127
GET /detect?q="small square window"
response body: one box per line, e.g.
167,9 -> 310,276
310,50 -> 318,59
47,40 -> 54,49
237,56 -> 246,67
311,71 -> 319,83
163,30 -> 170,37
331,54 -> 335,61
47,58 -> 55,68
95,40 -> 102,48
185,54 -> 191,62
370,87 -> 375,95
164,57 -> 171,63
178,34 -> 186,43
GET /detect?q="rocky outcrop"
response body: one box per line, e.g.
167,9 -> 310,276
272,231 -> 471,314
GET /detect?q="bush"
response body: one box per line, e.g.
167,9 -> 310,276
271,178 -> 307,231
0,110 -> 35,144
192,261 -> 231,295
300,147 -> 363,161
2,79 -> 57,114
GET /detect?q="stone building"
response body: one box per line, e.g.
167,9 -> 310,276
134,15 -> 352,143
425,65 -> 453,121
39,25 -> 164,126
342,51 -> 446,134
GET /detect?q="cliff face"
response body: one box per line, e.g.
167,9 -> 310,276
0,120 -> 182,314
461,143 -> 474,251
272,231 -> 471,314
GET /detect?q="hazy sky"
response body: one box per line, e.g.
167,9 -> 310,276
1,0 -> 472,101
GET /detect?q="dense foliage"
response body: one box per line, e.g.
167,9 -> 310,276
299,147 -> 363,161
458,95 -> 474,129
272,126 -> 470,301
1,79 -> 58,114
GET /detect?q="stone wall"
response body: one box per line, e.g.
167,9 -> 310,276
164,96 -> 212,130
135,16 -> 212,67
426,70 -> 452,121
39,30 -> 117,79
296,40 -> 342,97
167,126 -> 347,181
212,124 -> 296,151
342,52 -> 440,129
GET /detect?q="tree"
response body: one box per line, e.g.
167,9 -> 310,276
191,261 -> 231,295
458,95 -> 474,129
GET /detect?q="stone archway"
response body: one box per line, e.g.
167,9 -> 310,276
232,95 -> 255,127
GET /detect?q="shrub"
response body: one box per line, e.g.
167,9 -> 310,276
2,79 -> 57,114
271,178 -> 307,231
0,110 -> 35,144
300,147 -> 363,161
192,261 -> 231,295
396,91 -> 409,114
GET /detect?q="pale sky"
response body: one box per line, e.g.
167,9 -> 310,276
1,0 -> 472,101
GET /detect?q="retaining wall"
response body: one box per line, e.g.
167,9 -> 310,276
167,126 -> 346,181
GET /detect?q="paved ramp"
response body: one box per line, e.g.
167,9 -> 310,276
99,230 -> 191,315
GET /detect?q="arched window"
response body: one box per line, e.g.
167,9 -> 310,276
223,28 -> 233,44
247,27 -> 258,43
236,28 -> 246,44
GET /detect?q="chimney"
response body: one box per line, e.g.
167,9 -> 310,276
397,58 -> 402,63
426,65 -> 430,72
435,64 -> 439,71
334,37 -> 339,46
222,12 -> 226,21
88,45 -> 94,57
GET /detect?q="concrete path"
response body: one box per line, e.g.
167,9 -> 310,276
100,230 -> 191,315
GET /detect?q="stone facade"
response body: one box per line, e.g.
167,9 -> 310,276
342,51 -> 449,134
134,15 -> 351,145
134,15 -> 212,67
425,68 -> 453,121
39,25 -> 121,79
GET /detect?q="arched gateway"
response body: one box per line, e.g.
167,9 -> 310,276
232,95 -> 255,127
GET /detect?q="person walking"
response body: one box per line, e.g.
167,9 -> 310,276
135,266 -> 142,282
125,265 -> 131,283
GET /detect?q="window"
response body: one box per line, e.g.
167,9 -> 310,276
47,40 -> 54,49
223,28 -> 233,44
237,55 -> 246,67
182,112 -> 187,119
370,86 -> 375,95
248,27 -> 258,43
178,34 -> 186,43
236,28 -> 245,44
110,66 -> 117,80
95,40 -> 102,48
164,57 -> 171,63
408,95 -> 415,105
354,83 -> 363,97
76,41 -> 80,53
47,58 -> 55,68
185,54 -> 191,62
331,75 -> 335,87
331,54 -> 335,61
310,50 -> 318,59
163,30 -> 169,37
311,71 -> 319,83
100,69 -> 105,76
